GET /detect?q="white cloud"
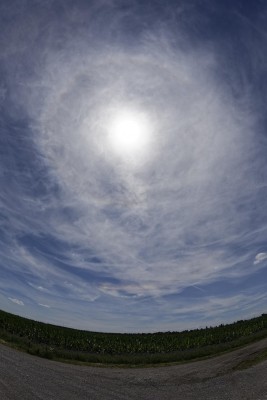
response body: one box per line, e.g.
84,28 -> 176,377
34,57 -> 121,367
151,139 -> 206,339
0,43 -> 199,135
8,297 -> 24,306
254,252 -> 267,265
23,30 -> 257,303
38,303 -> 50,308
27,282 -> 50,292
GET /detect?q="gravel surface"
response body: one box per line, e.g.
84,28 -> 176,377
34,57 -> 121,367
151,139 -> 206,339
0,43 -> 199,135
1,339 -> 267,399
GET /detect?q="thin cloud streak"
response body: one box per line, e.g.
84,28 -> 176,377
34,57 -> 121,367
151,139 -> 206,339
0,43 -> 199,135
8,298 -> 24,306
254,253 -> 267,265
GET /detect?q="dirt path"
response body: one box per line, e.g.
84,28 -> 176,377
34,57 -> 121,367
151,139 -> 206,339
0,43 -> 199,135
1,339 -> 267,399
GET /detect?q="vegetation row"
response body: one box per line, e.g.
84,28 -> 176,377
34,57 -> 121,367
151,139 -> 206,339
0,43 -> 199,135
1,309 -> 267,365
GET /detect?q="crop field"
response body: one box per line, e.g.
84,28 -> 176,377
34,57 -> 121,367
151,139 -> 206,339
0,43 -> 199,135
1,309 -> 267,365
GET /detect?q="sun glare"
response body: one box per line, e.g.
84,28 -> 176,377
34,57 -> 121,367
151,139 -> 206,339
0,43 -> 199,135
107,109 -> 151,160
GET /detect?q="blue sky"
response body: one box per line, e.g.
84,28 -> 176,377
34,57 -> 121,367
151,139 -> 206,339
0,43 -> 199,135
1,0 -> 267,333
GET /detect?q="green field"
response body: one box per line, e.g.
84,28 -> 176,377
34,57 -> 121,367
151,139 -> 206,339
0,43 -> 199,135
1,309 -> 267,366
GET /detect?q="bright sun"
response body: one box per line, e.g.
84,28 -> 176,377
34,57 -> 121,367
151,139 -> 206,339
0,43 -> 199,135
107,109 -> 151,160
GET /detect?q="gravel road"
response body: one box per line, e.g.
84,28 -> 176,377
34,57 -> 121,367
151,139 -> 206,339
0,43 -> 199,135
1,339 -> 267,399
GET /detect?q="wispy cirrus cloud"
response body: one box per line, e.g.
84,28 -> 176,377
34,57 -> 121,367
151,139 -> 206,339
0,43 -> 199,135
254,253 -> 267,265
38,303 -> 50,308
0,0 -> 267,332
8,298 -> 24,306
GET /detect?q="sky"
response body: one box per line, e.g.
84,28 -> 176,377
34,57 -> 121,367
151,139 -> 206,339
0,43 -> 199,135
1,0 -> 267,333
